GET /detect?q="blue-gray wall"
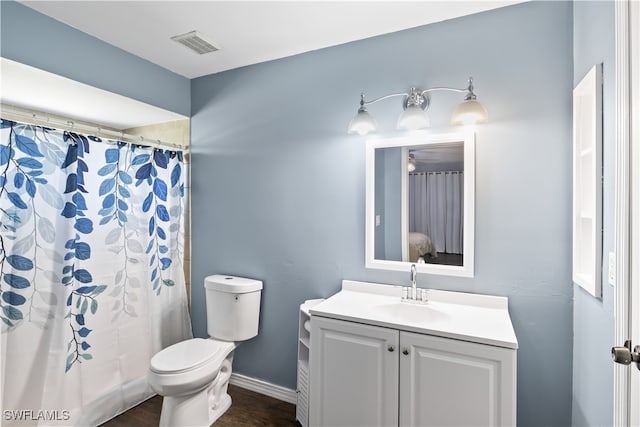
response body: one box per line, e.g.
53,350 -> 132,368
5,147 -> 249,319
191,2 -> 574,426
0,1 -> 190,116
572,2 -> 615,426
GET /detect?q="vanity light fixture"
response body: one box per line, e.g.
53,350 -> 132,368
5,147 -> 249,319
347,77 -> 488,135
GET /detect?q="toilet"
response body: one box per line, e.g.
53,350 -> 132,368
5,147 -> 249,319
148,275 -> 262,427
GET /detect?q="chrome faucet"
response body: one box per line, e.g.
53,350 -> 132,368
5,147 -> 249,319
401,263 -> 427,304
410,264 -> 417,300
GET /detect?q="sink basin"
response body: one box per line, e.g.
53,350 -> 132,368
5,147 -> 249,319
376,302 -> 448,324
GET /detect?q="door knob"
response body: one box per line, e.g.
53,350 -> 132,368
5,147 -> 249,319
387,345 -> 395,352
402,348 -> 409,356
611,340 -> 640,370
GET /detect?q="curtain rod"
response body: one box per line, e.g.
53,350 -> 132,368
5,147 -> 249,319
0,104 -> 189,152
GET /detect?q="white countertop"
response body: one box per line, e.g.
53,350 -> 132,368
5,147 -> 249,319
309,280 -> 518,349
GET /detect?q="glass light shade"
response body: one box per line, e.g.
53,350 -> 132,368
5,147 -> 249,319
348,109 -> 377,135
451,99 -> 489,125
397,106 -> 430,130
408,158 -> 416,172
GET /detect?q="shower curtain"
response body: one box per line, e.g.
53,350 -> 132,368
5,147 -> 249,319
0,119 -> 192,426
409,171 -> 463,254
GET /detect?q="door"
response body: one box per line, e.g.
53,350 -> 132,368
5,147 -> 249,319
612,1 -> 640,425
309,316 -> 399,427
399,331 -> 516,427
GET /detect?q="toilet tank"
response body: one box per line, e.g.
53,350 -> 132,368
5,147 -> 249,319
204,275 -> 262,341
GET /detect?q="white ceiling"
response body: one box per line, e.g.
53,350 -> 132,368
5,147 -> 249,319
19,1 -> 524,79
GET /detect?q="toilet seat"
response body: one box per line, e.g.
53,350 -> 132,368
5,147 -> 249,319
150,338 -> 235,375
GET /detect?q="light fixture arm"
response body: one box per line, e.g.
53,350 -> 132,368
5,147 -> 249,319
360,88 -> 431,114
422,77 -> 477,98
359,91 -> 411,107
421,87 -> 467,94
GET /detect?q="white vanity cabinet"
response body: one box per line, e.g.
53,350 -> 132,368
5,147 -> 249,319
310,317 -> 516,427
310,317 -> 399,427
308,280 -> 518,427
399,331 -> 516,426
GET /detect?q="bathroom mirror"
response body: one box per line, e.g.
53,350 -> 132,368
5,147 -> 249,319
365,132 -> 475,277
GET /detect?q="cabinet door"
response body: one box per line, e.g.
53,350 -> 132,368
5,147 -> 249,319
310,316 -> 399,427
399,332 -> 516,427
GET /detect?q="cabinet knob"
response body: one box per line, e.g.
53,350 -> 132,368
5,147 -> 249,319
387,345 -> 395,352
402,348 -> 410,355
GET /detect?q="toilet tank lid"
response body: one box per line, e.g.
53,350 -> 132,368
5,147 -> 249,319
205,275 -> 263,293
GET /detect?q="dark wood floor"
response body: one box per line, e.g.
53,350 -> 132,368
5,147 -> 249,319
425,252 -> 463,266
102,384 -> 299,427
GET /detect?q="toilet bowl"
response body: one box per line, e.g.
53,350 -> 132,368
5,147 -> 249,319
147,275 -> 262,427
148,338 -> 236,426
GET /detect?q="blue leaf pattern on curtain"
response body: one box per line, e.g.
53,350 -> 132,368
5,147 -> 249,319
0,119 -> 189,371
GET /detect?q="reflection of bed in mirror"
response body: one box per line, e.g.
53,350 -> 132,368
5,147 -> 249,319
408,232 -> 437,262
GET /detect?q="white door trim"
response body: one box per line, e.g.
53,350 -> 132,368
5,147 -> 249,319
629,1 -> 640,424
614,1 -> 633,425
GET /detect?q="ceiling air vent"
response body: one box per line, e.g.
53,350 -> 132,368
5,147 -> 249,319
171,31 -> 219,55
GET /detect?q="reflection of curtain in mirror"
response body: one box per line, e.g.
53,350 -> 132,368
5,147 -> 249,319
409,172 -> 463,254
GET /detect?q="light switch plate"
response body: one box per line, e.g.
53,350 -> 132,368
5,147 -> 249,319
375,215 -> 381,227
608,252 -> 616,286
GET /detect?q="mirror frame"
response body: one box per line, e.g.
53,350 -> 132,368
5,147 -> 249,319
365,131 -> 475,277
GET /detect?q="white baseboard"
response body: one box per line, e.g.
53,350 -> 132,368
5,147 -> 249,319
229,373 -> 297,405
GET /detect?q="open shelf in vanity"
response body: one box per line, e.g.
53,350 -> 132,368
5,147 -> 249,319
296,298 -> 324,427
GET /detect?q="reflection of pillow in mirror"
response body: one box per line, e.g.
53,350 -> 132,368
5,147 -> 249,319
409,232 -> 437,262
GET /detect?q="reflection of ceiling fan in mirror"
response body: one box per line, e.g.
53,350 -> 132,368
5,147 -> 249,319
408,153 -> 417,172
408,141 -> 464,173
